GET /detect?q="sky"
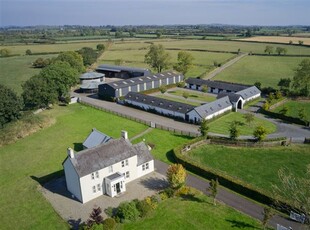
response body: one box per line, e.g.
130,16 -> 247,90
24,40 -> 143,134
0,0 -> 309,27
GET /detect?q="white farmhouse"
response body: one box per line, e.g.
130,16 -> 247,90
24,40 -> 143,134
63,130 -> 154,203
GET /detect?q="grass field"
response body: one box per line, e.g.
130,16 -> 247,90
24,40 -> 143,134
121,195 -> 267,230
0,54 -> 57,94
186,144 -> 310,194
0,104 -> 194,229
208,112 -> 277,136
272,100 -> 310,120
213,56 -> 306,88
167,89 -> 216,102
155,94 -> 201,106
238,36 -> 310,46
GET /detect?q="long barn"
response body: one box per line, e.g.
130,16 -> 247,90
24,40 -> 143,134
98,71 -> 184,99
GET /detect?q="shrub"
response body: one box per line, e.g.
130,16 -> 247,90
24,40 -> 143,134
136,199 -> 152,217
166,164 -> 187,189
159,191 -> 169,200
117,201 -> 140,222
145,196 -> 158,210
163,187 -> 175,198
175,186 -> 190,196
102,218 -> 116,230
104,207 -> 114,217
253,125 -> 268,141
176,81 -> 185,88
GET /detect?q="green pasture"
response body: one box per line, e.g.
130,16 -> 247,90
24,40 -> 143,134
186,144 -> 310,194
272,100 -> 310,120
213,56 -> 306,88
208,112 -> 277,136
155,94 -> 201,106
121,195 -> 267,230
167,89 -> 216,102
0,54 -> 57,94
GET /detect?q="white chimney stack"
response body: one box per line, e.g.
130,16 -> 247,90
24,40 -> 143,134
67,147 -> 74,158
121,130 -> 128,140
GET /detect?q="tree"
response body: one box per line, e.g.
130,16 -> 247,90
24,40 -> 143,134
96,44 -> 105,51
117,201 -> 140,221
55,51 -> 85,73
0,84 -> 23,127
274,90 -> 282,99
159,85 -> 167,94
276,47 -> 287,55
229,122 -> 240,140
298,40 -> 304,45
78,47 -> 99,66
262,101 -> 270,111
292,59 -> 310,96
201,85 -> 208,93
166,164 -> 187,190
277,78 -> 291,91
86,206 -> 104,227
279,106 -> 288,115
289,40 -> 293,45
254,81 -> 262,90
0,48 -> 11,57
272,164 -> 310,228
298,108 -> 306,121
182,91 -> 189,99
261,207 -> 275,229
173,51 -> 194,75
144,44 -> 171,73
207,178 -> 219,205
25,49 -> 32,55
22,75 -> 58,109
199,119 -> 209,136
243,113 -> 255,127
253,125 -> 267,141
264,46 -> 274,55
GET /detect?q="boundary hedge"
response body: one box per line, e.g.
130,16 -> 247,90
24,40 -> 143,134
260,109 -> 309,126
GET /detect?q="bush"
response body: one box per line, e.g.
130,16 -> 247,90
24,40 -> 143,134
159,191 -> 169,201
136,199 -> 152,217
102,218 -> 116,230
145,196 -> 158,210
175,186 -> 190,196
163,187 -> 175,198
117,201 -> 140,222
176,81 -> 185,88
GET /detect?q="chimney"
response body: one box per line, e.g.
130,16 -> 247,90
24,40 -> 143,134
67,147 -> 74,158
121,130 -> 128,140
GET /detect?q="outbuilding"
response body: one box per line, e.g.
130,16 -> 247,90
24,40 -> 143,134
79,72 -> 105,93
96,64 -> 151,79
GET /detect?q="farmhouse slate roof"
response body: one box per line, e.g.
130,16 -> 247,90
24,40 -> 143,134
96,64 -> 151,75
186,78 -> 248,92
191,96 -> 232,118
124,92 -> 195,114
106,71 -> 182,90
217,92 -> 243,103
80,72 -> 104,80
236,86 -> 261,100
83,128 -> 112,149
69,138 -> 152,177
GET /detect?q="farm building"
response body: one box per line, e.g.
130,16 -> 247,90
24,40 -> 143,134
96,64 -> 151,79
217,92 -> 244,111
79,72 -> 105,93
63,130 -> 154,203
124,92 -> 195,120
186,96 -> 232,123
82,128 -> 112,149
186,78 -> 248,94
98,71 -> 184,99
235,86 -> 261,102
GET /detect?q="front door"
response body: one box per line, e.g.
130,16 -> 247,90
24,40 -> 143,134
116,183 -> 121,194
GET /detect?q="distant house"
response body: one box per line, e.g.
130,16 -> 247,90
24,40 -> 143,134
96,64 -> 151,79
79,72 -> 105,93
82,128 -> 112,149
98,71 -> 184,99
124,92 -> 195,120
63,130 -> 154,203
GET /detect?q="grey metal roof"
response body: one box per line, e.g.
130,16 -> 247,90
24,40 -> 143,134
236,86 -> 261,100
106,172 -> 124,181
191,96 -> 232,118
83,128 -> 112,149
217,92 -> 243,103
186,78 -> 248,92
125,92 -> 195,114
80,72 -> 104,80
80,81 -> 101,90
69,138 -> 152,177
96,64 -> 151,75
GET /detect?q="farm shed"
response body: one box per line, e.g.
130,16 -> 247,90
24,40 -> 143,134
96,64 -> 151,79
79,72 -> 105,93
236,86 -> 261,102
98,71 -> 184,99
124,92 -> 195,120
217,92 -> 244,111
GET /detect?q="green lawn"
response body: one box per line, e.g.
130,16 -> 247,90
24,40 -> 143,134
272,100 -> 310,121
0,54 -> 57,94
186,144 -> 310,195
155,94 -> 201,106
121,195 -> 267,230
213,56 -> 306,88
0,104 -> 149,229
208,112 -> 276,136
167,89 -> 216,102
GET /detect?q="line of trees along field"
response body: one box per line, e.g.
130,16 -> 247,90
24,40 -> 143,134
0,44 -> 105,128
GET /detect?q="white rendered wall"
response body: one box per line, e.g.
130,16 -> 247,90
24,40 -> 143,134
137,160 -> 154,178
63,159 -> 83,202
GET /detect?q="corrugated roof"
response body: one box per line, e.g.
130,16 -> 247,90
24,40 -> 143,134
192,96 -> 232,118
83,128 -> 112,149
125,92 -> 195,114
70,138 -> 153,177
80,72 -> 104,80
80,81 -> 101,90
186,78 -> 248,92
96,64 -> 151,75
236,86 -> 261,100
